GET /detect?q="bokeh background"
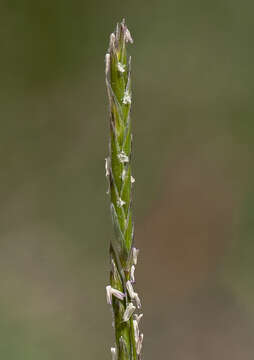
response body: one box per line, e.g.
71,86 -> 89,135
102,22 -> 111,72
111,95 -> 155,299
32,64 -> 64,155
1,0 -> 254,359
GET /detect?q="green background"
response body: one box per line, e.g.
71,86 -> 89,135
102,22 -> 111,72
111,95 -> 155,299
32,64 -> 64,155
1,0 -> 254,359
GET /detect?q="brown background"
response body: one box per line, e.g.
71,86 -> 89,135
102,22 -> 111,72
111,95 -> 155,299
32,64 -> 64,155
1,0 -> 254,359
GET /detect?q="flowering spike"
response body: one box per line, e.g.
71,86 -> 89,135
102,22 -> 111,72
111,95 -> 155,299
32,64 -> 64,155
105,20 -> 143,360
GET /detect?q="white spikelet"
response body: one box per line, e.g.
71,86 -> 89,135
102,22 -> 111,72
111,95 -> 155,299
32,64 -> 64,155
131,175 -> 135,184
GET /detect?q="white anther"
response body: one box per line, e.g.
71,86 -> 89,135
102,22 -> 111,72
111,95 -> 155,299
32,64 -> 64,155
106,285 -> 125,305
130,265 -> 135,283
126,281 -> 141,307
131,176 -> 135,184
110,33 -> 116,49
105,157 -> 110,177
126,280 -> 135,299
132,248 -> 139,265
137,333 -> 144,355
125,28 -> 133,44
111,347 -> 117,360
118,151 -> 129,163
116,23 -> 120,39
122,91 -> 131,105
133,319 -> 139,343
117,62 -> 126,73
117,198 -> 126,208
134,292 -> 142,309
105,54 -> 110,75
106,285 -> 111,304
121,168 -> 127,181
123,303 -> 136,322
134,313 -> 143,324
112,288 -> 125,301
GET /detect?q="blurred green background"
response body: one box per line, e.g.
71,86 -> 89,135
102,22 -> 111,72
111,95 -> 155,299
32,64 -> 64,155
1,0 -> 254,359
